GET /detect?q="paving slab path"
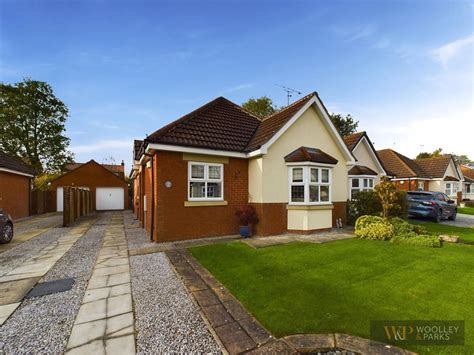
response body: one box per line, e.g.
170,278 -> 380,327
66,214 -> 135,354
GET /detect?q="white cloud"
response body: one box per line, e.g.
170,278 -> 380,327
331,24 -> 376,41
431,34 -> 474,67
223,83 -> 255,93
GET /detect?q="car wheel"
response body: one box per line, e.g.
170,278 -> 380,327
449,210 -> 457,221
433,209 -> 442,223
0,222 -> 13,244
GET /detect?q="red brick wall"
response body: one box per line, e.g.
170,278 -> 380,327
133,174 -> 140,218
50,161 -> 128,210
250,203 -> 287,236
144,161 -> 153,236
152,151 -> 248,242
0,171 -> 31,220
394,180 -> 429,192
332,201 -> 347,227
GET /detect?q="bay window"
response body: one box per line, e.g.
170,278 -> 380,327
350,177 -> 374,199
188,162 -> 223,200
289,166 -> 332,204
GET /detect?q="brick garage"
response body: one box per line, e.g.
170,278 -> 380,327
0,151 -> 35,220
50,160 -> 128,211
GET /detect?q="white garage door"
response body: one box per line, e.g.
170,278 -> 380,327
96,187 -> 124,210
57,187 -> 64,212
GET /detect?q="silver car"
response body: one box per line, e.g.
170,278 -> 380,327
0,209 -> 14,244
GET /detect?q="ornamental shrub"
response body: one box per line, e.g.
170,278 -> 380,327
391,235 -> 442,248
355,215 -> 384,231
346,190 -> 408,225
355,216 -> 394,240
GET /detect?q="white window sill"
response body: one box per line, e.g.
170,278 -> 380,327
287,204 -> 333,210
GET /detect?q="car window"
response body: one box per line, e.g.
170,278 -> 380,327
443,194 -> 450,201
437,194 -> 446,202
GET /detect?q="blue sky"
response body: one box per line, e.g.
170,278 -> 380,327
1,0 -> 473,172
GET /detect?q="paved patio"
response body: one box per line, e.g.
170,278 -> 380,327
241,229 -> 355,249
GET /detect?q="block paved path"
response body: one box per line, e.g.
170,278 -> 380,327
66,214 -> 136,354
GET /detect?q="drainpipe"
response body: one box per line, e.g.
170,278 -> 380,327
144,152 -> 155,242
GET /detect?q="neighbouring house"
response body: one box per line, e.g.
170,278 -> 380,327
0,151 -> 36,219
461,165 -> 474,200
131,92 -> 356,243
65,162 -> 126,179
343,132 -> 386,199
50,160 -> 128,211
377,149 -> 464,200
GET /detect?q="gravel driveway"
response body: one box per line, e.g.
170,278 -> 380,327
0,211 -> 222,354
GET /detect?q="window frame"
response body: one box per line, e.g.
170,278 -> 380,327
349,176 -> 376,200
288,165 -> 332,205
188,161 -> 224,201
445,182 -> 452,195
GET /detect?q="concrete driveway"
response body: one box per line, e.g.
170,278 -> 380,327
442,213 -> 474,228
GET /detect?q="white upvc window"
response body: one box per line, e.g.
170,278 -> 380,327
289,166 -> 332,205
188,162 -> 223,201
349,177 -> 374,199
445,182 -> 458,196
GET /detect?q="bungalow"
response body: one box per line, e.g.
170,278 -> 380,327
131,92 -> 356,242
0,151 -> 35,219
461,165 -> 474,200
50,160 -> 128,211
343,132 -> 386,199
377,149 -> 464,200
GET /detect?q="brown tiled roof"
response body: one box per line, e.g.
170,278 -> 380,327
443,175 -> 459,181
245,92 -> 316,152
348,165 -> 378,176
133,140 -> 143,161
377,149 -> 458,179
284,146 -> 338,165
461,165 -> 474,182
65,162 -> 124,174
147,97 -> 261,152
343,132 -> 365,151
414,155 -> 452,179
377,149 -> 427,178
0,151 -> 35,176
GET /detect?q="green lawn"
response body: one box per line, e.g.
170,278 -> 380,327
459,207 -> 474,215
410,220 -> 474,244
190,239 -> 474,354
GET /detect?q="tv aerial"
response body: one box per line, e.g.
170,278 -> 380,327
275,84 -> 302,106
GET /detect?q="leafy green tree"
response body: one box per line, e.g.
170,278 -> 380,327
330,113 -> 359,136
416,148 -> 443,159
242,96 -> 278,118
0,79 -> 73,173
451,154 -> 472,165
375,178 -> 400,219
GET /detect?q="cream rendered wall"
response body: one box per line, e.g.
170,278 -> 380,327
259,106 -> 349,203
428,161 -> 461,197
287,209 -> 332,230
351,139 -> 382,179
248,157 -> 263,203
